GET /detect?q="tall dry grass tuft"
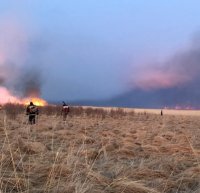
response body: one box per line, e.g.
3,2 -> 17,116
3,104 -> 24,120
109,108 -> 127,118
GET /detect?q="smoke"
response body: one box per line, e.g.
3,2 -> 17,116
109,35 -> 200,108
0,86 -> 20,104
131,36 -> 200,90
0,16 -> 42,99
16,69 -> 42,97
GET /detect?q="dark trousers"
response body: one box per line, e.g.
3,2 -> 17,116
63,113 -> 68,121
29,115 -> 36,124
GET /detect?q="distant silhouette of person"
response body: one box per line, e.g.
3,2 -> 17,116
161,110 -> 163,116
61,101 -> 69,121
26,102 -> 39,124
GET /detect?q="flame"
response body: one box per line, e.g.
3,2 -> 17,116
22,97 -> 48,106
0,86 -> 47,106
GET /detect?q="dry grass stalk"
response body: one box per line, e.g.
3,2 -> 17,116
0,104 -> 200,192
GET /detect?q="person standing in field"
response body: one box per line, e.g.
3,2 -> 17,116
61,101 -> 70,121
26,102 -> 39,124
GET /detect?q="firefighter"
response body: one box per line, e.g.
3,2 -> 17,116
26,102 -> 39,124
61,101 -> 69,121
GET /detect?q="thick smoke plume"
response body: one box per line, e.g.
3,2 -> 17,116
16,69 -> 42,97
112,35 -> 200,108
131,37 -> 200,90
0,17 -> 42,103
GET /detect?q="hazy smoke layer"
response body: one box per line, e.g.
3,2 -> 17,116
131,38 -> 200,90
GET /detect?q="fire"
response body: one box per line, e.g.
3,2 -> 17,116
0,86 -> 47,106
22,97 -> 48,107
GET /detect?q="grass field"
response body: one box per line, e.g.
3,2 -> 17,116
0,105 -> 200,192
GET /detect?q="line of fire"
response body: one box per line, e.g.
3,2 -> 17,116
0,86 -> 47,107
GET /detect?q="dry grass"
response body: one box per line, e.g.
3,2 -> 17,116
0,105 -> 200,192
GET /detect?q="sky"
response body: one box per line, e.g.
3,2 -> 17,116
1,0 -> 200,102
